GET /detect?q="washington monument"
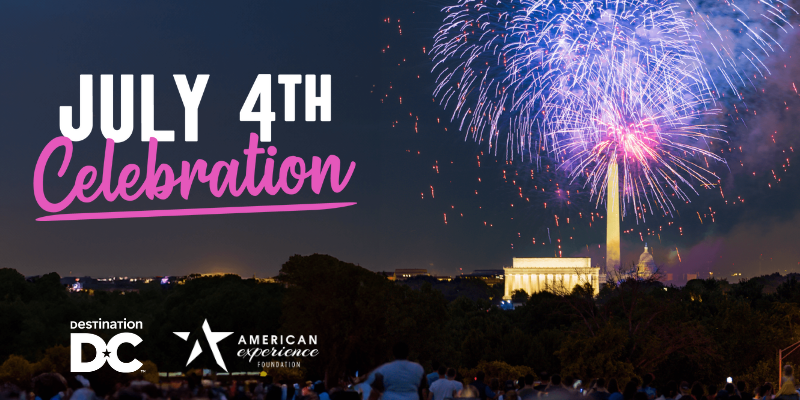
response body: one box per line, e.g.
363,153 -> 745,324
606,159 -> 621,273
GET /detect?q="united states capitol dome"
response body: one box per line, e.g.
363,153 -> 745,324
637,244 -> 656,277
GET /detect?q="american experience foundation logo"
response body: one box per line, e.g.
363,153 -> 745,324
174,319 -> 318,370
34,74 -> 356,221
70,318 -> 144,373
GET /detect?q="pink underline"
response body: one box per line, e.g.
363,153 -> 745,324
36,202 -> 357,221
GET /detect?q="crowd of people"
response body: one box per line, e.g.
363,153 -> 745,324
2,345 -> 799,400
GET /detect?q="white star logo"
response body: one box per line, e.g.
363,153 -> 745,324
174,319 -> 233,371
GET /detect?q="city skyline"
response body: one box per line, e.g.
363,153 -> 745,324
0,0 -> 797,279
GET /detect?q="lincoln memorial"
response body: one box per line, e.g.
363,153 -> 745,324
503,257 -> 600,299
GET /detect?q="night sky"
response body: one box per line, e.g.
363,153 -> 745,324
1,0 -> 798,279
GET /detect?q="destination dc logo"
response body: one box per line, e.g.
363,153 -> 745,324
70,318 -> 144,374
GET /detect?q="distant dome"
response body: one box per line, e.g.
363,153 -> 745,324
637,244 -> 656,277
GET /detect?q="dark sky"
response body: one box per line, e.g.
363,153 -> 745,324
0,0 -> 797,279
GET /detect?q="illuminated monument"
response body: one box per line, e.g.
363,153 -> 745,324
503,257 -> 600,299
636,244 -> 655,278
606,160 -> 621,273
501,161 -> 616,300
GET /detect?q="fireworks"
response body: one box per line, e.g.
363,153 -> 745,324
431,0 -> 796,219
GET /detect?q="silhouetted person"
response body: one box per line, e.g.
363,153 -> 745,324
517,375 -> 537,400
366,342 -> 426,400
471,372 -> 495,400
33,373 -> 67,400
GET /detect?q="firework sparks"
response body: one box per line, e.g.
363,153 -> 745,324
431,0 -> 796,220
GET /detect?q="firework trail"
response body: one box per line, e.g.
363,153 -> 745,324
431,0 -> 796,219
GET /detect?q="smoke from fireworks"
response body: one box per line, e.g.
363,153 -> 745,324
431,0 -> 796,220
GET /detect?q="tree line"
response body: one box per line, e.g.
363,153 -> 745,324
2,255 -> 800,393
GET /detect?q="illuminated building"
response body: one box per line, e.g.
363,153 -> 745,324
503,258 -> 600,299
636,244 -> 656,278
394,269 -> 429,281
